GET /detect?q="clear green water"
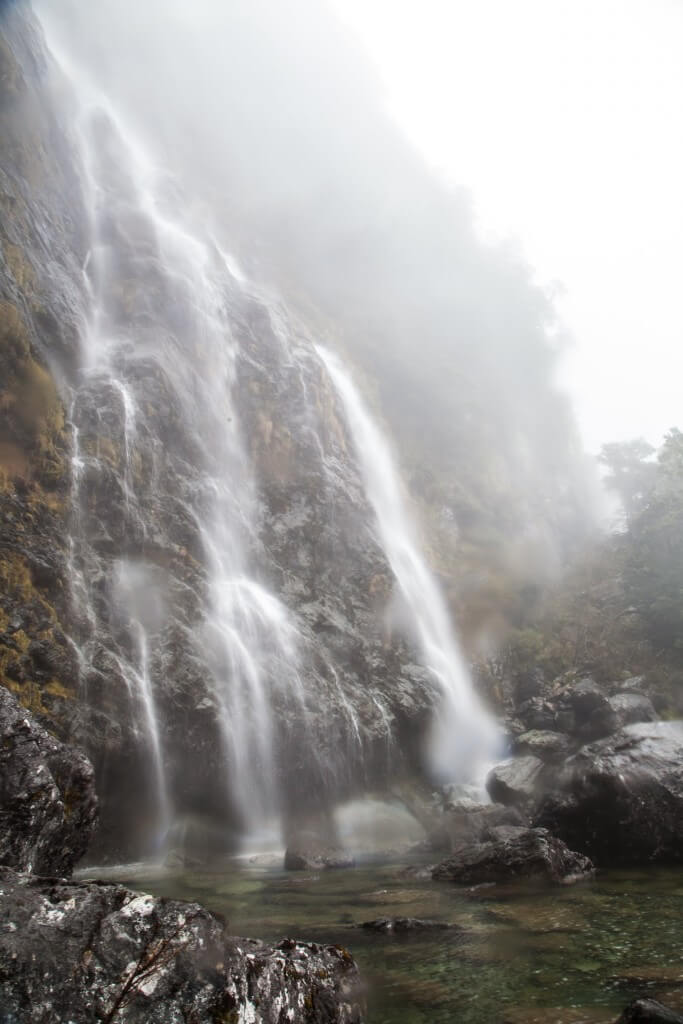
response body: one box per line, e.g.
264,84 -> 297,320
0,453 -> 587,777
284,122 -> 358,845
104,859 -> 683,1024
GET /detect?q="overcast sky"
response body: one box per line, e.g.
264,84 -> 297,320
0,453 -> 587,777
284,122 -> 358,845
332,0 -> 683,453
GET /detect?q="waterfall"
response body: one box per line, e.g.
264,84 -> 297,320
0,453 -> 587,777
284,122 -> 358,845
317,346 -> 500,784
25,7 -> 501,858
53,50 -> 311,845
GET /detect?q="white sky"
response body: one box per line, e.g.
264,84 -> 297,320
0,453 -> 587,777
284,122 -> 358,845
333,0 -> 683,453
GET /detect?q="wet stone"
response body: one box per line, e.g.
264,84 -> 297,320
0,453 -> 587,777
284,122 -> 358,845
359,916 -> 458,933
0,867 -> 364,1023
432,826 -> 594,885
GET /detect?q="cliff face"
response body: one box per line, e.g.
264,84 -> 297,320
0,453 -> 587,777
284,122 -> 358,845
0,7 -> 85,749
0,4 -> 440,859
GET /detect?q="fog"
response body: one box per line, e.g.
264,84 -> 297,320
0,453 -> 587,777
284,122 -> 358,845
333,0 -> 683,453
37,0 -> 606,648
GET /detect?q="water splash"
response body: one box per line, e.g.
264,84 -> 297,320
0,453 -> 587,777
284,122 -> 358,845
317,346 -> 501,784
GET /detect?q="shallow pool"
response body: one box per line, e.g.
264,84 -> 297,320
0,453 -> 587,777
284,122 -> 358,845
88,857 -> 683,1023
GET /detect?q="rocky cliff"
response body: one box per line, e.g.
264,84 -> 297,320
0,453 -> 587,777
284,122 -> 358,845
0,2 -> 444,859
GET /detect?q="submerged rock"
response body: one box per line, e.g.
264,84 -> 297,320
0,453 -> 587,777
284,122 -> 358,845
534,722 -> 683,865
0,867 -> 364,1023
359,917 -> 456,933
615,1000 -> 683,1024
431,825 -> 594,885
0,686 -> 97,876
285,843 -> 356,871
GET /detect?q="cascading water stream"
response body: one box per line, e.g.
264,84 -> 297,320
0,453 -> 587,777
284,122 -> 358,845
45,41 -> 312,846
317,346 -> 501,785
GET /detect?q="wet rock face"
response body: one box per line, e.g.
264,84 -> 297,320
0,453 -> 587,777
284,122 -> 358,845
534,722 -> 683,865
234,308 -> 438,802
0,6 -> 441,857
0,8 -> 87,745
0,686 -> 97,876
0,867 -> 364,1023
431,825 -> 594,885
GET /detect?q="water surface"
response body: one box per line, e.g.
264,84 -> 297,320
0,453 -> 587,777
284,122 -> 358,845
89,857 -> 683,1023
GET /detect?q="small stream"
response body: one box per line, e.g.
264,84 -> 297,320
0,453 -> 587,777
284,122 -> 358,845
81,857 -> 683,1023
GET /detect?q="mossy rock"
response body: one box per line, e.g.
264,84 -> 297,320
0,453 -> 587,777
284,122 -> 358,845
0,300 -> 69,490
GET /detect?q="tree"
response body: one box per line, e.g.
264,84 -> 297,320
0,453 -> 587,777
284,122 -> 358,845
599,438 -> 657,523
623,429 -> 683,652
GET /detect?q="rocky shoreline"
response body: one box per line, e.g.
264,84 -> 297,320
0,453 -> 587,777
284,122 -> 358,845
419,673 -> 683,886
0,686 -> 363,1022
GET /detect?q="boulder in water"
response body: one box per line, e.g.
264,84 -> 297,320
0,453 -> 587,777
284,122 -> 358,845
359,917 -> 457,933
285,842 -> 356,871
534,722 -> 683,864
431,825 -> 594,885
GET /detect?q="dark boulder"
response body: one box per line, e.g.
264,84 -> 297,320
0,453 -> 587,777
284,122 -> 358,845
559,676 -> 610,719
0,867 -> 364,1023
0,686 -> 98,876
554,676 -> 616,739
535,722 -> 683,865
515,697 -> 557,732
511,667 -> 546,705
486,756 -> 545,808
431,825 -> 593,885
615,1000 -> 683,1024
514,677 -> 654,744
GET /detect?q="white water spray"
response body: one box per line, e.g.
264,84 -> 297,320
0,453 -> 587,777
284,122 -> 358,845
317,346 -> 501,784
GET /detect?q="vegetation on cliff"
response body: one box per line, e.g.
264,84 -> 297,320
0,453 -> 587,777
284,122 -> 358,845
491,429 -> 683,715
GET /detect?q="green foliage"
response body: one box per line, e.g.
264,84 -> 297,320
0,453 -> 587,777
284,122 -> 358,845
514,429 -> 683,715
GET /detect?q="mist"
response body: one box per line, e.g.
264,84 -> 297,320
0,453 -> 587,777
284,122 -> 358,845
35,0 -> 602,655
